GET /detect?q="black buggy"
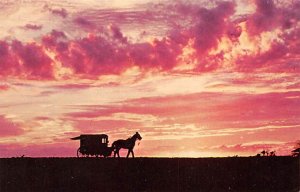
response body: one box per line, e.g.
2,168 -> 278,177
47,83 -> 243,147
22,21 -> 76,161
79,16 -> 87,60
71,134 -> 113,158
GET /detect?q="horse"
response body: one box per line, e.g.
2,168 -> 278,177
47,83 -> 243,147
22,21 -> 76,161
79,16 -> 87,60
112,132 -> 142,158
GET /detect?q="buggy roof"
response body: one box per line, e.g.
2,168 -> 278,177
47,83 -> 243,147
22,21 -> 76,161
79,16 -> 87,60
71,134 -> 108,140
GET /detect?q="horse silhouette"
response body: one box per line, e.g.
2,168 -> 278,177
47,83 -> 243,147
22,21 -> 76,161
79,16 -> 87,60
112,132 -> 142,158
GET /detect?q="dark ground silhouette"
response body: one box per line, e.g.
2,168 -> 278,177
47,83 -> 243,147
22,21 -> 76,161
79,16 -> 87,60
0,157 -> 299,192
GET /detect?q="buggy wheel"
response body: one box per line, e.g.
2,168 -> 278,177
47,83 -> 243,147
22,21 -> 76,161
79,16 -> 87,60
77,148 -> 85,158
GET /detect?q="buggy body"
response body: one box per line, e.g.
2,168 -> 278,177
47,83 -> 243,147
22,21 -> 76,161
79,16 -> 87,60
71,134 -> 113,157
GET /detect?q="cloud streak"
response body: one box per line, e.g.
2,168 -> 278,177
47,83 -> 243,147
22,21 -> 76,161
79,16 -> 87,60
66,91 -> 300,138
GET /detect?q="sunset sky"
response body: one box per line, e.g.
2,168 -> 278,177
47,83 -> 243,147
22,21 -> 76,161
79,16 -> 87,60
0,0 -> 299,157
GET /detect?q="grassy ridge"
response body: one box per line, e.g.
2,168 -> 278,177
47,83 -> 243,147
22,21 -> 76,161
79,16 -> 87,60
0,157 -> 299,192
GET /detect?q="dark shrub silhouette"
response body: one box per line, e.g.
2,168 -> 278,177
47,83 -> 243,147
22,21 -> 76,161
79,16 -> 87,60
292,140 -> 300,157
270,151 -> 276,156
292,148 -> 300,157
261,150 -> 267,156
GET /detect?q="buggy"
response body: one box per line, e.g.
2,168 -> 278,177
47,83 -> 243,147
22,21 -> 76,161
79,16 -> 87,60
71,134 -> 113,157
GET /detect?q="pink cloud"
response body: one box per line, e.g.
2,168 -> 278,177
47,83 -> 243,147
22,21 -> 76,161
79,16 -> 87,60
236,36 -> 300,73
42,30 -> 67,43
0,41 -> 19,77
0,84 -> 10,91
192,1 -> 235,54
0,115 -> 24,137
42,27 -> 182,76
57,34 -> 130,76
247,0 -> 300,35
246,0 -> 278,35
234,0 -> 300,73
0,2 -> 235,79
0,0 -> 299,79
128,38 -> 182,71
43,0 -> 300,76
0,40 -> 54,80
11,41 -> 54,79
109,24 -> 128,44
42,30 -> 68,54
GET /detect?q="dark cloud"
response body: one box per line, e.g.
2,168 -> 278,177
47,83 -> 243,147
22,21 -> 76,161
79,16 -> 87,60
73,17 -> 94,29
50,83 -> 94,90
24,24 -> 43,30
42,30 -> 68,52
44,5 -> 68,18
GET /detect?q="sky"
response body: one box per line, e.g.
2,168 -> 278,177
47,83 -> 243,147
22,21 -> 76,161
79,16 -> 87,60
0,0 -> 299,157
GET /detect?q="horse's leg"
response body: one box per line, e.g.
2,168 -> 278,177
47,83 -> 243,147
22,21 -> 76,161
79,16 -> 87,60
115,148 -> 120,157
114,148 -> 119,158
126,149 -> 130,158
127,149 -> 134,158
117,148 -> 120,158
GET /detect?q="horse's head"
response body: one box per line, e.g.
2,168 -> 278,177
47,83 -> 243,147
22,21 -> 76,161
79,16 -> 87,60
134,132 -> 142,140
